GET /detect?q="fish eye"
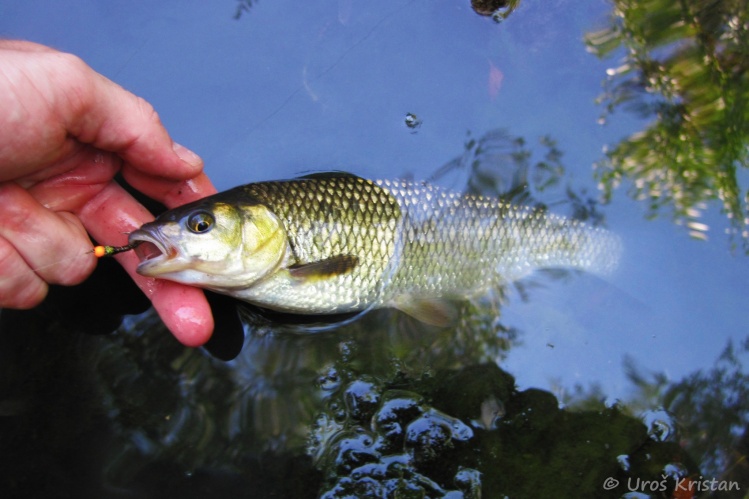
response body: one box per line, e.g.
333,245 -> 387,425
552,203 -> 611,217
187,211 -> 215,234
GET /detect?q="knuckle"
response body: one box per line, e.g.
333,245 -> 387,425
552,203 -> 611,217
136,96 -> 163,129
116,96 -> 163,151
7,280 -> 48,309
0,243 -> 48,309
55,51 -> 90,76
0,200 -> 36,236
49,253 -> 95,286
0,234 -> 22,270
49,213 -> 96,285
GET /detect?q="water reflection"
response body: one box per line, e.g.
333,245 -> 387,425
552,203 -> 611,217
1,0 -> 745,496
0,124 -> 660,497
233,0 -> 259,20
557,336 -> 749,492
630,341 -> 749,483
470,0 -> 521,22
4,114 -> 742,494
586,0 -> 749,251
72,320 -> 702,497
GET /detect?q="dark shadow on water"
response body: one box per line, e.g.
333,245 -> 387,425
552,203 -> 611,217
0,302 -> 703,497
201,292 -> 246,361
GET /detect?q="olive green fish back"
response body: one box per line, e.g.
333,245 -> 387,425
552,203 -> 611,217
239,176 -> 403,310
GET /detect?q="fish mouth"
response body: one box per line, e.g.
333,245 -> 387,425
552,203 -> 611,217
128,229 -> 179,276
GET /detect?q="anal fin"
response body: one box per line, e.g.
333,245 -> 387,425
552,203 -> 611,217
392,296 -> 459,328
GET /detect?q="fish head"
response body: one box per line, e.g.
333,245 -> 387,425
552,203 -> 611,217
128,197 -> 287,289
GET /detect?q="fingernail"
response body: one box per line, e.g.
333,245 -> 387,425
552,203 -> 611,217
172,142 -> 203,169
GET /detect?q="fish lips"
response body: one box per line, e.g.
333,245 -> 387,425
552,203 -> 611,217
128,227 -> 185,277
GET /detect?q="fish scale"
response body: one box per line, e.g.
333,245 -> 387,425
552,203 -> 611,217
238,177 -> 402,313
383,178 -> 606,299
129,174 -> 622,322
235,176 -> 620,313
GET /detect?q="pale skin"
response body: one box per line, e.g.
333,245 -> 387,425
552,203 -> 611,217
0,40 -> 216,346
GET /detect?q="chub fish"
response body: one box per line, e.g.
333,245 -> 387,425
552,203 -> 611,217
129,174 -> 621,325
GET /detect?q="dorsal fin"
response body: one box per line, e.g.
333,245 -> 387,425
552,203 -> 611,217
296,171 -> 365,181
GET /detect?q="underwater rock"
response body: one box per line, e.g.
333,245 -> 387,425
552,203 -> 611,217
313,386 -> 479,498
310,363 -> 701,498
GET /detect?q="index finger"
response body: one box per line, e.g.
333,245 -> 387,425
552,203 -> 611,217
120,167 -> 218,208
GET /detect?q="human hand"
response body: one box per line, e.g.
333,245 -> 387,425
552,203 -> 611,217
0,40 -> 216,346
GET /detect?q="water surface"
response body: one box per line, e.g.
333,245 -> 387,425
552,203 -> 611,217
1,0 -> 748,497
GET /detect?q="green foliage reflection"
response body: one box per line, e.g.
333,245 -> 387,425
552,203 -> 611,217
586,0 -> 749,250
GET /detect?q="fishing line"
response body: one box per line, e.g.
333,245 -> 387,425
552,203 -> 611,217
30,241 -> 141,273
243,0 -> 418,135
30,251 -> 95,273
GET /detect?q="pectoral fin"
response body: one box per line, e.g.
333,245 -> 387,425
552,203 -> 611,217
392,296 -> 458,328
288,255 -> 359,281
